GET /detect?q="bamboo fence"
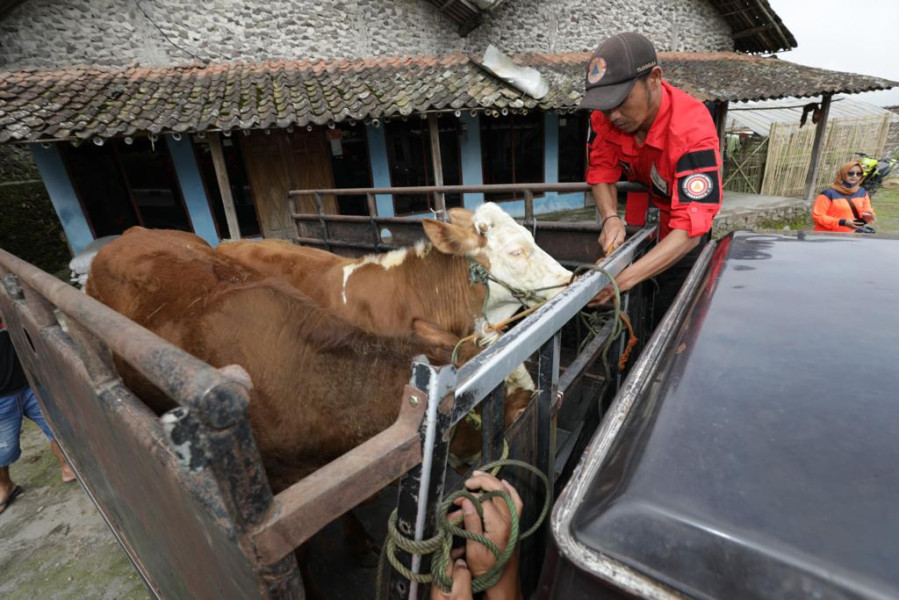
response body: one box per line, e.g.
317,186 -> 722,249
760,113 -> 891,197
723,134 -> 768,194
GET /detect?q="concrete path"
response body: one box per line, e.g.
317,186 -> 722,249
540,191 -> 809,227
719,191 -> 804,214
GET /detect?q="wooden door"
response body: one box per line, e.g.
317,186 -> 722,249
288,128 -> 338,214
241,131 -> 296,239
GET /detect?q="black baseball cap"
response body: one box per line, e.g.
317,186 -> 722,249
578,32 -> 659,111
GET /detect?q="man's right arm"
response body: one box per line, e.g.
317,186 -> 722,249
593,182 -> 625,255
586,112 -> 624,256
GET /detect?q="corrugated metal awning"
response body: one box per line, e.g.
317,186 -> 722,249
726,96 -> 899,136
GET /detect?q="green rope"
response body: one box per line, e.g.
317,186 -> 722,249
467,259 -> 568,326
376,459 -> 551,598
571,265 -> 623,383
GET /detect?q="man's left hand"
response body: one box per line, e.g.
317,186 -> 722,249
588,267 -> 630,307
589,283 -> 615,307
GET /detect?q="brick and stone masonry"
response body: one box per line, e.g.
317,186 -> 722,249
0,0 -> 733,69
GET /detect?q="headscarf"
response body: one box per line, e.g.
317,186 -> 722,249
830,160 -> 863,196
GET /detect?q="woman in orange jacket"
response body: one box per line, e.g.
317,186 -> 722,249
812,160 -> 876,232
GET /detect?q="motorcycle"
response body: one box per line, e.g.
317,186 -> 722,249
855,151 -> 899,197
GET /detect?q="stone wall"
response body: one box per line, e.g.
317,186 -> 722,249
712,198 -> 811,238
0,143 -> 39,183
0,145 -> 71,273
0,0 -> 733,69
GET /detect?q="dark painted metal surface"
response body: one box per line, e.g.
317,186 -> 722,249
543,241 -> 717,600
555,232 -> 899,599
0,249 -> 301,599
481,384 -> 506,464
387,361 -> 457,600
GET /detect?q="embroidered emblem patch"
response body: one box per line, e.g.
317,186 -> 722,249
587,57 -> 607,85
683,173 -> 712,200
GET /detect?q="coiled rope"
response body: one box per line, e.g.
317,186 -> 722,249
376,459 -> 551,598
570,265 -> 638,380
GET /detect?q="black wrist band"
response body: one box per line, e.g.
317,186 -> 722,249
602,215 -> 622,227
839,219 -> 846,227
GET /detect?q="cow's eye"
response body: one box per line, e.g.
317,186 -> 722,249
508,248 -> 525,258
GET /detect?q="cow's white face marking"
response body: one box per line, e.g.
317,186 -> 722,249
470,204 -> 572,325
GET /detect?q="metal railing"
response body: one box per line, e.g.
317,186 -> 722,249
289,181 -> 646,224
288,181 -> 649,266
383,226 -> 658,599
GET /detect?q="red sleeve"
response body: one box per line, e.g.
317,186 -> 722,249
667,146 -> 722,237
585,111 -> 622,185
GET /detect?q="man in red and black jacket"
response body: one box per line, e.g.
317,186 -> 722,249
580,32 -> 722,322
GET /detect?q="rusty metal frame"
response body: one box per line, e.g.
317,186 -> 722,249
248,385 -> 428,563
0,249 -> 301,598
0,247 -> 457,598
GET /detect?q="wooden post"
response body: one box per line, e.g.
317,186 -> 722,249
428,113 -> 447,219
715,101 -> 729,164
208,133 -> 241,240
524,190 -> 535,223
805,94 -> 833,202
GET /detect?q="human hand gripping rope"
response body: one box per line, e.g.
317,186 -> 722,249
376,461 -> 551,599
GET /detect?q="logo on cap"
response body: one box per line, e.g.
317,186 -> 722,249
683,174 -> 712,200
587,57 -> 607,85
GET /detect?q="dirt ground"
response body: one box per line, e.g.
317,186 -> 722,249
0,420 -> 151,600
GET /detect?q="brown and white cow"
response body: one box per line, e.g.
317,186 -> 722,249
217,203 -> 572,340
217,203 -> 573,424
86,226 -> 458,492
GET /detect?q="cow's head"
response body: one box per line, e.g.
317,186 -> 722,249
422,203 -> 572,327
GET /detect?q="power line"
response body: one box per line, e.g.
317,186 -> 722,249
134,0 -> 202,61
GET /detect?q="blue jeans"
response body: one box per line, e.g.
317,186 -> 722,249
0,386 -> 55,467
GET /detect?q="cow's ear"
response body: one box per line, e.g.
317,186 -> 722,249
448,208 -> 475,230
422,219 -> 483,255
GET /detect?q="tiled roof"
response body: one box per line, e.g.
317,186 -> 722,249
0,52 -> 896,144
531,52 -> 898,104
